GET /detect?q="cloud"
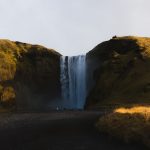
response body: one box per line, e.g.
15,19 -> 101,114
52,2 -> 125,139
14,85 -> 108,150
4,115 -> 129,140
0,0 -> 150,55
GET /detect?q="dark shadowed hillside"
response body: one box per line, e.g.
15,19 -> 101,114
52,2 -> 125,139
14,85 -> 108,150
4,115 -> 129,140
86,36 -> 150,108
0,39 -> 61,110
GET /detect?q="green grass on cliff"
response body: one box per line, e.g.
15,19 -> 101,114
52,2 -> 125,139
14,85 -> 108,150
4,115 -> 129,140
87,36 -> 150,108
0,39 -> 60,109
113,36 -> 150,56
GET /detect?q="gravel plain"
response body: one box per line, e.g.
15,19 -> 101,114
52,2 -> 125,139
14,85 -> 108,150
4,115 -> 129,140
0,111 -> 146,150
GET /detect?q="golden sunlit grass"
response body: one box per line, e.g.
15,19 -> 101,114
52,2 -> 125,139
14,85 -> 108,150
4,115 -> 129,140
115,106 -> 150,118
96,106 -> 150,148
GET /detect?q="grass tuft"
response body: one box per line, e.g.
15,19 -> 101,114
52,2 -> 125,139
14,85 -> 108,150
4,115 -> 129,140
96,106 -> 150,148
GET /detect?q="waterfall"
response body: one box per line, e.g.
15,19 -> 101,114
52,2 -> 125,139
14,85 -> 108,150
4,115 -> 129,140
60,55 -> 86,109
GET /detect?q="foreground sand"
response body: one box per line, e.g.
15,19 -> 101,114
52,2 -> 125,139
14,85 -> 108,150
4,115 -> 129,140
0,111 -> 145,150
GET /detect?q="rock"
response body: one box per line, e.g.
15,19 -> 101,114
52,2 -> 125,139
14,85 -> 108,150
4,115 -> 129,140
86,36 -> 150,109
0,39 -> 61,110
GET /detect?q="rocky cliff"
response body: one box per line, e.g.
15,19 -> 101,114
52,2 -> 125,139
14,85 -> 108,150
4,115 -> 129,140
86,36 -> 150,108
0,39 -> 61,110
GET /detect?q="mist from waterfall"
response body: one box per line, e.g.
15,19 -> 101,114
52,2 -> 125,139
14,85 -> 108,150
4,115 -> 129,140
60,55 -> 86,109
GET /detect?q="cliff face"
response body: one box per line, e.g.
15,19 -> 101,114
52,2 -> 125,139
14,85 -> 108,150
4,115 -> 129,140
86,36 -> 150,108
0,40 -> 61,110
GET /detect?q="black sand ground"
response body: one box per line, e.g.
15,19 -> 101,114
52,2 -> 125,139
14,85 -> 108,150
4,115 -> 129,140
0,111 -> 146,150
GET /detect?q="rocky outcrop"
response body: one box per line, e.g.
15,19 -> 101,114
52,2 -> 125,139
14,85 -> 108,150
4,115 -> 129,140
0,39 -> 61,110
86,36 -> 150,109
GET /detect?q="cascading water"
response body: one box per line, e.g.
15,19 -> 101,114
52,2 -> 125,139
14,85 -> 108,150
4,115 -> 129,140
60,55 -> 86,109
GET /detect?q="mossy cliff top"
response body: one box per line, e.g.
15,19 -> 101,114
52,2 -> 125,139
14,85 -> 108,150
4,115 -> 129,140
88,36 -> 150,60
86,36 -> 150,108
0,39 -> 61,110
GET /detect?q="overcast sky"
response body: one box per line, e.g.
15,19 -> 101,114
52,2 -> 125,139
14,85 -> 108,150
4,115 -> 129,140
0,0 -> 150,55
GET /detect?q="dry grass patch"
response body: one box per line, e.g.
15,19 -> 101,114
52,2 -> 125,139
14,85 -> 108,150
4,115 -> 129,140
96,106 -> 150,148
115,106 -> 150,119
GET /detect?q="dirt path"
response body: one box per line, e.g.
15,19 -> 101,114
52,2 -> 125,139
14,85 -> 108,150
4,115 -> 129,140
0,111 -> 145,150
